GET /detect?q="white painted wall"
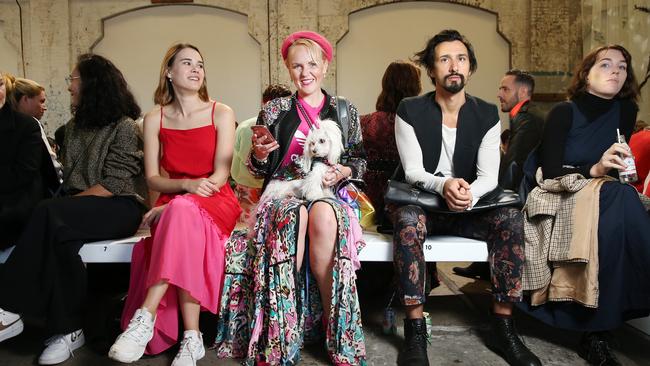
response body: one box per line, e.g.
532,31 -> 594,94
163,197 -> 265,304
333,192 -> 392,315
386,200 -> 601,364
0,21 -> 21,77
93,5 -> 262,122
337,2 -> 509,124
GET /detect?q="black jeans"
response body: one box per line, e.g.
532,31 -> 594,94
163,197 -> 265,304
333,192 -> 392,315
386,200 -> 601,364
0,195 -> 143,334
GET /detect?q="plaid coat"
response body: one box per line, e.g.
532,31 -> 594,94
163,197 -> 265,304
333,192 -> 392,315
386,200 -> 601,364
522,173 -> 599,291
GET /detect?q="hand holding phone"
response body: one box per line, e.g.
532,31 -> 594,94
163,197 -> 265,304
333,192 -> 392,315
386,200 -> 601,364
251,125 -> 279,160
251,125 -> 276,144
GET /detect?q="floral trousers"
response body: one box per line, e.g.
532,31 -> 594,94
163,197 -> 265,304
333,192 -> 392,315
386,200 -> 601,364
390,205 -> 525,305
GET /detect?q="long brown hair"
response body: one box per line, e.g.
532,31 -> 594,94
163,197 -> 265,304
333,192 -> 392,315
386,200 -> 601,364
567,44 -> 639,103
376,61 -> 422,113
153,43 -> 209,106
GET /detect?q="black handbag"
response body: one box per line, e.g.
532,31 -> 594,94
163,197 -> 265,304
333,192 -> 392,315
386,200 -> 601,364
384,178 -> 521,214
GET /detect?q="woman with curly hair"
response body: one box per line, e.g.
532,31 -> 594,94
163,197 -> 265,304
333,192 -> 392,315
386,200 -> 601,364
0,54 -> 146,365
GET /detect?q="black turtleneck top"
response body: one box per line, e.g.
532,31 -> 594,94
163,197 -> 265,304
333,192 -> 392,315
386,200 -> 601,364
540,92 -> 638,179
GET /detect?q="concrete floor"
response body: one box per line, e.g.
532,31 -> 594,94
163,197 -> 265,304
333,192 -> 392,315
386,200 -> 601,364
1,262 -> 648,366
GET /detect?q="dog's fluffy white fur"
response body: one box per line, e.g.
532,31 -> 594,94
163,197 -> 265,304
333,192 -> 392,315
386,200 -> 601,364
258,119 -> 343,205
300,119 -> 344,201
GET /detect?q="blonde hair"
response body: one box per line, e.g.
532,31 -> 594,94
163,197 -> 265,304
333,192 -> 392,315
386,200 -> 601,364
10,78 -> 44,108
153,43 -> 209,106
284,38 -> 327,67
1,71 -> 16,97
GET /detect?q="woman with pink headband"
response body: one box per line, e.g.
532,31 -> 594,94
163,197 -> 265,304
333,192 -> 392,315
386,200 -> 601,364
215,30 -> 367,365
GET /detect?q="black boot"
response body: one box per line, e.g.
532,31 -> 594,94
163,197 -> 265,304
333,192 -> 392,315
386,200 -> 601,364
452,262 -> 490,281
485,315 -> 542,366
578,332 -> 621,365
397,318 -> 429,366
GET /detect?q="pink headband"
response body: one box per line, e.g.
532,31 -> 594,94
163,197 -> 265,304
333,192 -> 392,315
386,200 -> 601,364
281,30 -> 333,62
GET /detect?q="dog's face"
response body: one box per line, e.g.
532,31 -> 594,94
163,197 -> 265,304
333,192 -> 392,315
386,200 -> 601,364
303,119 -> 344,165
306,129 -> 332,158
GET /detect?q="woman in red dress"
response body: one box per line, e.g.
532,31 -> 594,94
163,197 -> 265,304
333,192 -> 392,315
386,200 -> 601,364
109,43 -> 240,366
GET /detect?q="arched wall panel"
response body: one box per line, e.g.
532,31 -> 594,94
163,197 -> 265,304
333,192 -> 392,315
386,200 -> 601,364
93,4 -> 262,120
337,1 -> 509,124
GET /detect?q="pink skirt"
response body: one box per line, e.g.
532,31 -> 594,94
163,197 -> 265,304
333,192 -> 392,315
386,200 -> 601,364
120,195 -> 229,355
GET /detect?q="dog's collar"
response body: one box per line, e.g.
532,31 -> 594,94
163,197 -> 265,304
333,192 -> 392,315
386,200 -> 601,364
311,156 -> 333,166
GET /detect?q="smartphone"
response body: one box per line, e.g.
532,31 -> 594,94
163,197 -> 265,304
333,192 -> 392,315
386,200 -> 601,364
251,125 -> 277,144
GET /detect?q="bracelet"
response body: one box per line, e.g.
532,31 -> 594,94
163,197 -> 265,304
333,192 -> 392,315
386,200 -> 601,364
253,154 -> 268,164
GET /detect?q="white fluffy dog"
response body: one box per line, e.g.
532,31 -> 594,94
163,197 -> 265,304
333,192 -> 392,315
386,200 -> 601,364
259,119 -> 343,204
300,119 -> 344,201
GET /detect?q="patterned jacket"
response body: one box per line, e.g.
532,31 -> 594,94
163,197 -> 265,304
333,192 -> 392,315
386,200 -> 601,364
247,90 -> 366,190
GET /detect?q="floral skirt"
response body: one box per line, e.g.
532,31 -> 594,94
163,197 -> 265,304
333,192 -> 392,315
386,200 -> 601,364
214,196 -> 367,365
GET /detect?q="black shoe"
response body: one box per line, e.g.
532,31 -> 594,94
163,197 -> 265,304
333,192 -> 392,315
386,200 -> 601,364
578,332 -> 621,366
397,318 -> 429,366
485,315 -> 542,366
452,262 -> 490,281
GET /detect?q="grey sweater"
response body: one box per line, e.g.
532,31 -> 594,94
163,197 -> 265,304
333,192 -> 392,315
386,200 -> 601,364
62,116 -> 146,205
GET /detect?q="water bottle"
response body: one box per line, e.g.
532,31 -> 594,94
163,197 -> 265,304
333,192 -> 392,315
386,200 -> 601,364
382,307 -> 396,335
617,134 -> 638,184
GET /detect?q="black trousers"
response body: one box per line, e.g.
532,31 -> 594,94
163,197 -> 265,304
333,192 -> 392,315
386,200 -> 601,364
0,195 -> 143,334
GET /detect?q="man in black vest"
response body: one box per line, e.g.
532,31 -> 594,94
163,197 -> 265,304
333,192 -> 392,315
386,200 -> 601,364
391,30 -> 541,366
453,70 -> 544,282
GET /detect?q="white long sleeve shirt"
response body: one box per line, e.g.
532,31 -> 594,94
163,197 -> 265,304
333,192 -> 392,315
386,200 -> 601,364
395,114 -> 501,207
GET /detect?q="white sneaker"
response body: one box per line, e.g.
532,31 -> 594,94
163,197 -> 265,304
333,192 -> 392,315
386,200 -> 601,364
0,308 -> 24,343
38,329 -> 85,365
108,308 -> 155,363
171,330 -> 205,366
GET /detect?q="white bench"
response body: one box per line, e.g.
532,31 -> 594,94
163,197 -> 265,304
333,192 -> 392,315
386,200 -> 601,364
2,232 -> 648,335
0,228 -> 487,264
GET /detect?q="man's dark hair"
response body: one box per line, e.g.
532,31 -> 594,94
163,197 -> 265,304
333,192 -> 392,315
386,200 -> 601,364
262,84 -> 292,104
413,29 -> 477,85
74,53 -> 141,128
505,69 -> 535,96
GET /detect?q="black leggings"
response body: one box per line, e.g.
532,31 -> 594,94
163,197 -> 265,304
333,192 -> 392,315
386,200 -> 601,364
0,195 -> 143,334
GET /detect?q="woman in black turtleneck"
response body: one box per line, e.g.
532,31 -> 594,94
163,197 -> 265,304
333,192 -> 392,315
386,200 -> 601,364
528,45 -> 650,366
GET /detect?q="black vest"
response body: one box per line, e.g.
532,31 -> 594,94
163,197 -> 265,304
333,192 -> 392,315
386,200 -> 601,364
396,92 -> 499,183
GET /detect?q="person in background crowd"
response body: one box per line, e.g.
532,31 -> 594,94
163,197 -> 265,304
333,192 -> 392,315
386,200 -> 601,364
630,120 -> 649,193
109,43 -> 240,366
231,84 -> 291,223
360,60 -> 422,221
0,72 -> 45,249
500,128 -> 511,155
495,70 -> 544,190
0,54 -> 146,365
11,77 -> 63,193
